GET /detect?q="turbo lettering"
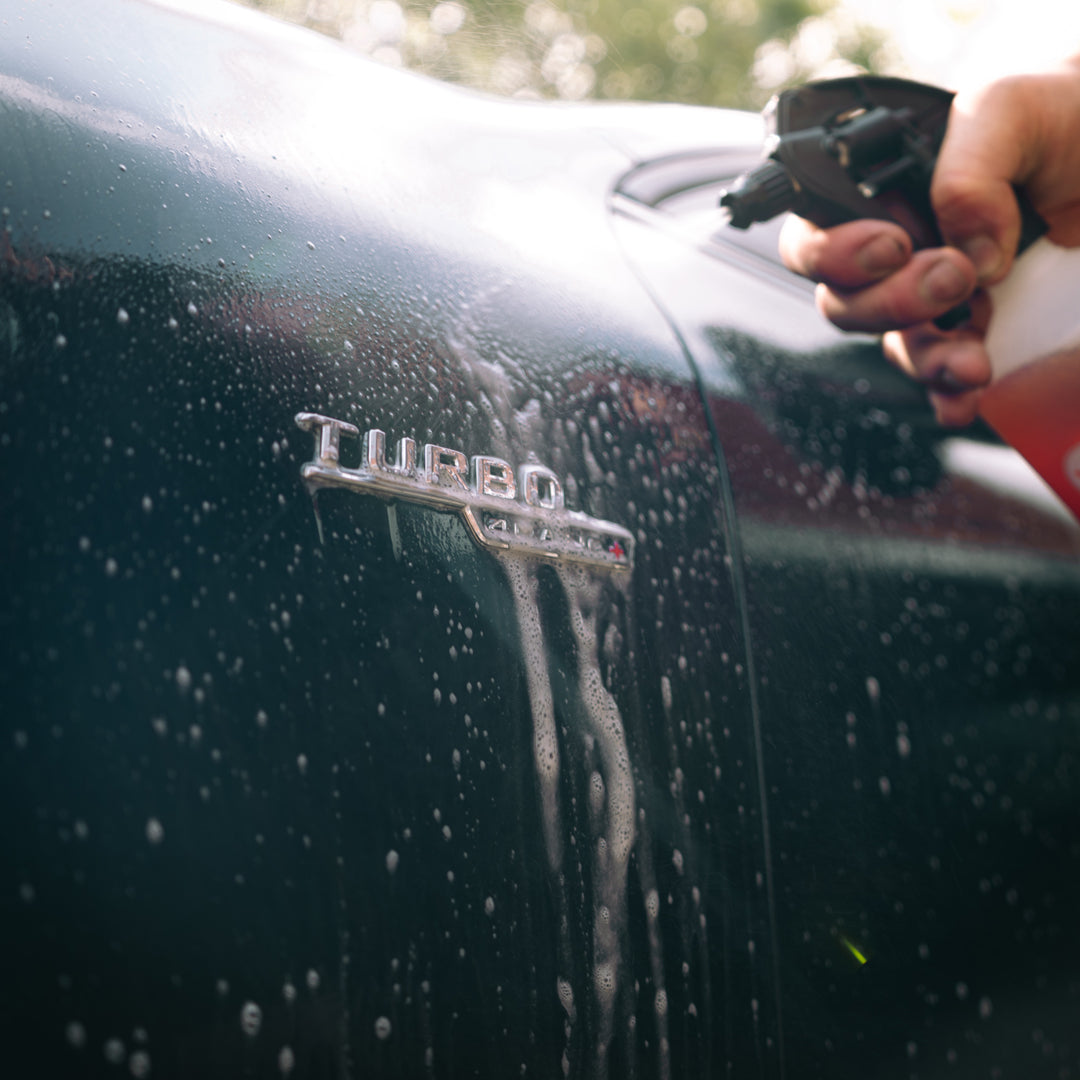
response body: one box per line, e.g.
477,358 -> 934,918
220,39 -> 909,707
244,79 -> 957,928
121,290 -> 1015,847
294,412 -> 633,571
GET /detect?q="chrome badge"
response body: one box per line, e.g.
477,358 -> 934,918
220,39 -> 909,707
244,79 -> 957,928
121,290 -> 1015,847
295,413 -> 633,571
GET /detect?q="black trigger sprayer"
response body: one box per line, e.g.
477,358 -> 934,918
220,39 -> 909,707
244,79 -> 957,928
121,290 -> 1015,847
718,75 -> 1080,522
718,75 -> 1047,328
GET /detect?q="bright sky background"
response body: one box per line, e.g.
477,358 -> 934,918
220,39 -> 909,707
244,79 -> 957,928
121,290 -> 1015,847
840,0 -> 1080,89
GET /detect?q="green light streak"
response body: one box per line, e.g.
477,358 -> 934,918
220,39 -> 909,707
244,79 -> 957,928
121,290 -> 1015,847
840,935 -> 868,966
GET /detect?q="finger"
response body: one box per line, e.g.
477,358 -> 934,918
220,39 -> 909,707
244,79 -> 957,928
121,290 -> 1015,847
882,326 -> 991,427
932,62 -> 1080,279
931,80 -> 1032,283
884,289 -> 991,378
884,327 -> 992,389
815,248 -> 976,332
779,215 -> 911,288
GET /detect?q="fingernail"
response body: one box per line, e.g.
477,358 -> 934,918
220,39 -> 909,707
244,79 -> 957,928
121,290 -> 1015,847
858,234 -> 907,276
920,258 -> 970,305
959,234 -> 1003,281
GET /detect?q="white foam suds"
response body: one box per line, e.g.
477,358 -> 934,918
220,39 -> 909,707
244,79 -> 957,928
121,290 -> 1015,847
502,552 -> 670,1079
559,564 -> 636,1070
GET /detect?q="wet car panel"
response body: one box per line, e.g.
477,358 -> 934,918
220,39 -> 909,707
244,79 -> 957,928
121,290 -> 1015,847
2,2 -> 1080,1079
614,166 -> 1080,1076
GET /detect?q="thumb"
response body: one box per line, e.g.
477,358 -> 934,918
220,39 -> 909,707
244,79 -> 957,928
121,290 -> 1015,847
930,77 -> 1035,284
931,58 -> 1080,282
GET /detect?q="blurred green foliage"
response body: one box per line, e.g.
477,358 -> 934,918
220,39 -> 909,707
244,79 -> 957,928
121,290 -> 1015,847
237,0 -> 890,109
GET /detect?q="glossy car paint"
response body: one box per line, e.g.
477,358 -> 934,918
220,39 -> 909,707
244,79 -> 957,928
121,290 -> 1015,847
614,191 -> 1080,1075
1,2 -> 1079,1078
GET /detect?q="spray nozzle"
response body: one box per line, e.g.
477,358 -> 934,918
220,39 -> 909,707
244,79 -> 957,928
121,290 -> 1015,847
720,159 -> 798,230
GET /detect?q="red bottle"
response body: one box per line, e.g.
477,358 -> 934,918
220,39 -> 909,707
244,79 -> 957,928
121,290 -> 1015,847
978,238 -> 1080,520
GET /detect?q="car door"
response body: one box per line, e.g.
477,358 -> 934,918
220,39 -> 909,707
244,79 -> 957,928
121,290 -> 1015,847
613,158 -> 1080,1078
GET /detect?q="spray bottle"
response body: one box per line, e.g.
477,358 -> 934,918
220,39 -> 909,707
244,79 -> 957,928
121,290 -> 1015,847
718,75 -> 1080,520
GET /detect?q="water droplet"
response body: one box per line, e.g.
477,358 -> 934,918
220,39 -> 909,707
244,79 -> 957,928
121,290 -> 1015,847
374,1016 -> 392,1040
306,969 -> 320,991
645,888 -> 659,920
556,977 -> 575,1017
239,1001 -> 262,1037
145,818 -> 164,845
484,896 -> 495,916
278,1046 -> 295,1075
385,849 -> 399,874
129,1049 -> 151,1077
978,995 -> 993,1019
175,666 -> 192,693
594,963 -> 615,999
65,1021 -> 87,1048
104,1038 -> 126,1065
116,308 -> 130,326
186,302 -> 198,317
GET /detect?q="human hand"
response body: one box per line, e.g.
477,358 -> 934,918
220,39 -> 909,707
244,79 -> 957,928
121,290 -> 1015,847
779,55 -> 1080,425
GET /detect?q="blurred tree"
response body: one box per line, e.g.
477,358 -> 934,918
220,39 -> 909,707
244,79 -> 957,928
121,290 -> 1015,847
236,0 -> 891,109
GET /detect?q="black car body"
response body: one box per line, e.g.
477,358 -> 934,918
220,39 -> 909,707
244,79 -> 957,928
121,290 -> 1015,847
2,2 -> 1080,1077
